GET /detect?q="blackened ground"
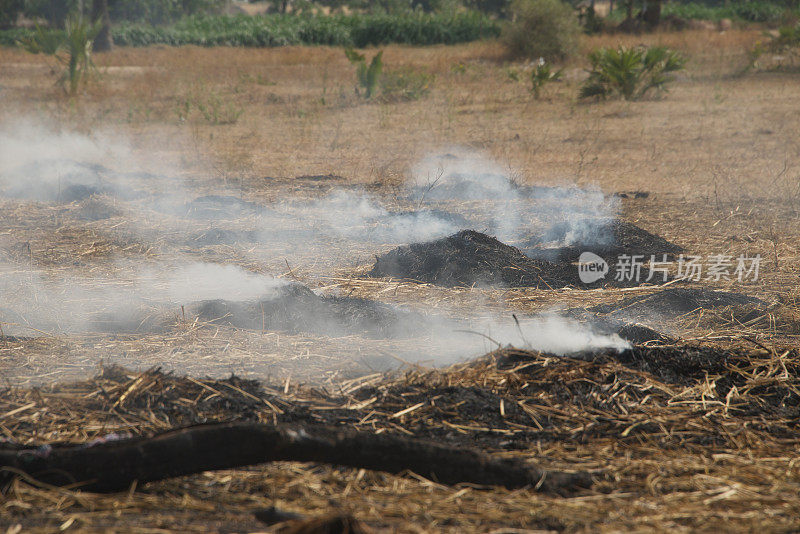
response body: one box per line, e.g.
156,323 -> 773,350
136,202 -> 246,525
498,345 -> 800,421
190,282 -> 428,339
520,220 -> 683,263
589,320 -> 674,345
368,230 -> 662,289
72,196 -> 125,221
588,287 -> 766,318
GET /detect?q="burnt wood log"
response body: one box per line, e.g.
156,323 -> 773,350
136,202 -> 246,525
0,422 -> 592,494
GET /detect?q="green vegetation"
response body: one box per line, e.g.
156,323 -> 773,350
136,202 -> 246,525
19,13 -> 101,95
0,12 -> 499,48
529,60 -> 562,98
344,47 -> 434,101
664,0 -> 787,22
14,0 -> 225,26
176,88 -> 243,124
502,0 -> 580,61
598,0 -> 796,24
345,48 -> 383,99
747,23 -> 800,70
580,46 -> 686,101
108,0 -> 225,25
769,23 -> 800,50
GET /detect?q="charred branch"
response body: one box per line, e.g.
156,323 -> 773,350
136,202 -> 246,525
0,422 -> 592,494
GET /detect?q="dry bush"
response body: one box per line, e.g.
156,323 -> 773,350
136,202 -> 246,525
503,0 -> 581,60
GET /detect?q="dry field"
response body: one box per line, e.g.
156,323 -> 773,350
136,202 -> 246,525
2,28 -> 800,532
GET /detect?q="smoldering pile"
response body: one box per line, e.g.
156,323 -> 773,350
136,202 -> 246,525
367,228 -> 679,289
188,282 -> 427,339
520,219 -> 684,262
368,230 -> 576,288
364,148 -> 683,289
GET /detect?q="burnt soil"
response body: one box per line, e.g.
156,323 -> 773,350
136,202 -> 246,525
190,283 -> 427,339
588,287 -> 767,319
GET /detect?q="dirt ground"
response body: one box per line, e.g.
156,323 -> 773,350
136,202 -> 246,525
2,29 -> 800,532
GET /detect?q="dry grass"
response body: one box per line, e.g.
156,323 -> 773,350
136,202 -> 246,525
3,344 -> 800,532
2,28 -> 800,531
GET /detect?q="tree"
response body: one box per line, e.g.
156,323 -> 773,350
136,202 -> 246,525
91,0 -> 113,51
0,0 -> 24,29
641,0 -> 661,28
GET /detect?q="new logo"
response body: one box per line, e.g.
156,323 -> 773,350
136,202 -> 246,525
578,252 -> 608,284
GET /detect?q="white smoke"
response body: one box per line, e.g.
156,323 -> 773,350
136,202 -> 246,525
408,146 -> 619,250
0,259 -> 288,335
307,190 -> 458,243
143,262 -> 288,303
422,312 -> 630,367
0,118 -> 186,203
0,121 -> 633,384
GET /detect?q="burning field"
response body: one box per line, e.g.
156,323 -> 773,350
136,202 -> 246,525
2,35 -> 800,532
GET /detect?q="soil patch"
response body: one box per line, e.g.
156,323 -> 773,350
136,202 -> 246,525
190,283 -> 425,338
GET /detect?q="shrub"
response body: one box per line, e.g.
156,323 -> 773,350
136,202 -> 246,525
579,46 -> 686,101
104,12 -> 499,48
503,0 -> 580,61
3,12 -> 500,49
345,48 -> 383,99
19,13 -> 101,96
529,59 -> 562,98
731,1 -> 784,22
660,1 -> 789,24
747,23 -> 800,69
